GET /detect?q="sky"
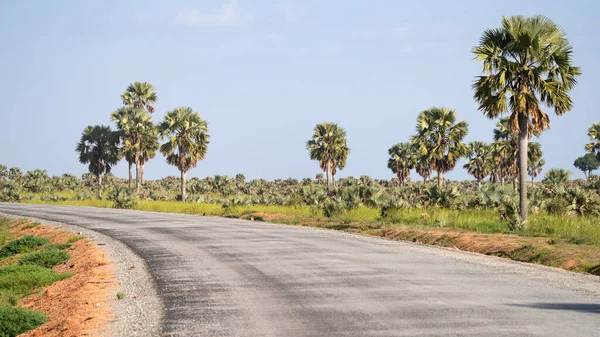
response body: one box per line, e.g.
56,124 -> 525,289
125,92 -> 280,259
0,0 -> 599,181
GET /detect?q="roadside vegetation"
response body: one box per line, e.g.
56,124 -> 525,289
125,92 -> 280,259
0,217 -> 73,337
1,16 -> 599,274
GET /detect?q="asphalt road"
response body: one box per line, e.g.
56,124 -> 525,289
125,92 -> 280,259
1,203 -> 599,337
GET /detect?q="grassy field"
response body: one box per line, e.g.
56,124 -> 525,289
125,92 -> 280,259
22,197 -> 600,247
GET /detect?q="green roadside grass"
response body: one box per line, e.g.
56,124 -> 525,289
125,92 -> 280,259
0,217 -> 73,337
21,198 -> 600,246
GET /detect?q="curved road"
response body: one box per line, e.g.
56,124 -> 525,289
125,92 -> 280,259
1,204 -> 599,336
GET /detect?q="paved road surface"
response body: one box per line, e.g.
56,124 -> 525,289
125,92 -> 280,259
0,203 -> 598,337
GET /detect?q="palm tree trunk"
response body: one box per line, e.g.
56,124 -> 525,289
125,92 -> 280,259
135,159 -> 141,194
518,114 -> 529,223
96,174 -> 102,199
326,161 -> 333,188
181,170 -> 187,202
531,174 -> 534,189
478,180 -> 481,190
128,161 -> 133,189
140,162 -> 145,185
513,177 -> 518,192
437,171 -> 443,188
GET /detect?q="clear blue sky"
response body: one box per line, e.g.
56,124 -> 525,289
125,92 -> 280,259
1,1 -> 598,181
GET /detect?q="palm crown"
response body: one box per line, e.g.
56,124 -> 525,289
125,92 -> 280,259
412,107 -> 468,187
121,82 -> 158,113
75,125 -> 120,197
306,122 -> 350,186
158,107 -> 210,173
387,142 -> 415,186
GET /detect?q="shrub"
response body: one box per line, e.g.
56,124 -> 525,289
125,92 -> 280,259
543,197 -> 570,215
0,304 -> 48,337
0,236 -> 49,259
498,196 -> 524,232
322,198 -> 345,218
109,186 -> 138,209
0,183 -> 21,203
75,191 -> 92,200
20,249 -> 71,269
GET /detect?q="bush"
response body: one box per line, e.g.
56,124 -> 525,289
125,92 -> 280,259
0,236 -> 49,259
543,197 -> 570,215
20,249 -> 71,269
109,186 -> 138,209
0,304 -> 48,337
322,198 -> 345,218
0,183 -> 21,203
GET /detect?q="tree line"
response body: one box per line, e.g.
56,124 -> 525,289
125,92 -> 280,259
64,15 -> 600,225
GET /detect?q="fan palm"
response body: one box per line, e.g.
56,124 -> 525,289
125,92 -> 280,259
473,15 -> 581,222
543,168 -> 571,187
111,107 -> 159,193
158,107 -> 210,201
585,123 -> 600,160
121,82 -> 158,113
412,107 -> 468,188
306,122 -> 350,187
463,141 -> 491,189
527,142 -> 543,187
387,142 -> 415,187
75,125 -> 120,198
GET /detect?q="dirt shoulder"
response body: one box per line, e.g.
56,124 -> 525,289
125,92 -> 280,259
1,214 -> 163,337
11,222 -> 115,337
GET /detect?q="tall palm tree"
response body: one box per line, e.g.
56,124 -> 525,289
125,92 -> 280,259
387,142 -> 415,187
493,117 -> 519,190
158,107 -> 210,201
111,107 -> 159,193
473,15 -> 581,222
463,141 -> 491,189
121,82 -> 158,113
75,125 -> 120,198
527,142 -> 543,187
489,140 -> 511,188
528,158 -> 545,188
585,122 -> 600,160
306,122 -> 350,187
412,107 -> 469,188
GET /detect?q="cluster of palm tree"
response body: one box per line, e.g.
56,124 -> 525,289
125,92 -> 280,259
76,82 -> 210,200
387,107 -> 469,189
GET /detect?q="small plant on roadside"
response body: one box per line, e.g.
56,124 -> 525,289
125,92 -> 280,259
116,292 -> 125,300
20,249 -> 71,269
67,236 -> 85,244
0,236 -> 50,259
0,304 -> 48,337
109,186 -> 138,209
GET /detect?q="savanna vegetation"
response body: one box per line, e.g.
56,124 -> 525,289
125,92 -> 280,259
1,15 -> 599,274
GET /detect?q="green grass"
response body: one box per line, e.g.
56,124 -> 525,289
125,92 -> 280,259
0,304 -> 48,337
116,292 -> 125,300
0,236 -> 50,259
0,265 -> 72,306
67,236 -> 85,244
19,249 -> 71,269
